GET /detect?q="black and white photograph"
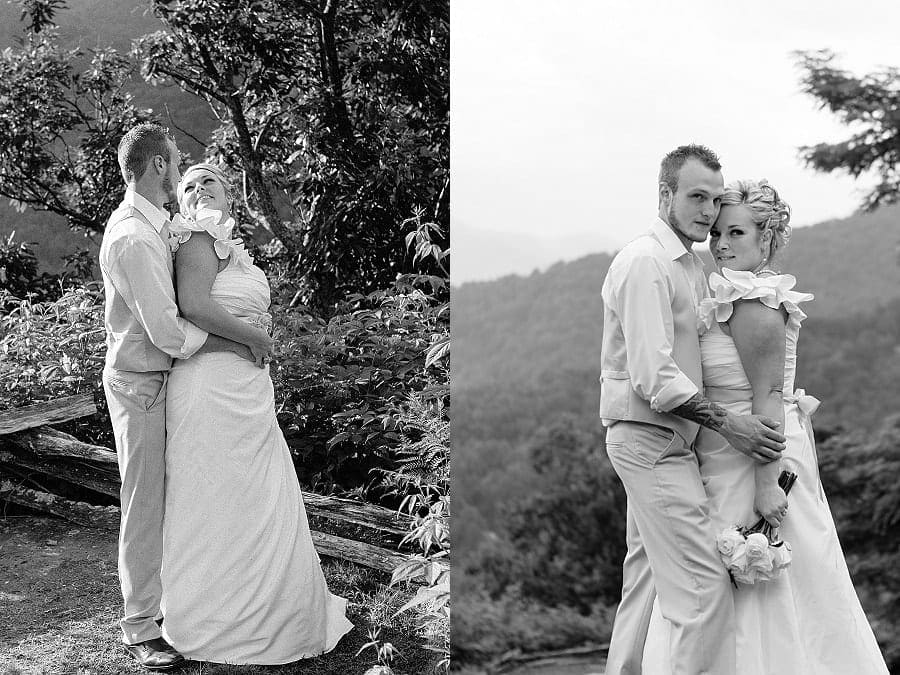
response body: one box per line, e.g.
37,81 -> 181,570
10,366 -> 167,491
0,1 -> 448,673
453,1 -> 900,674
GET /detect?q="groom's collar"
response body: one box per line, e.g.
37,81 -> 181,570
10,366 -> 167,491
651,217 -> 696,261
124,188 -> 168,234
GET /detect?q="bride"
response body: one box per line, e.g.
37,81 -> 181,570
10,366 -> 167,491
158,163 -> 353,664
642,179 -> 888,674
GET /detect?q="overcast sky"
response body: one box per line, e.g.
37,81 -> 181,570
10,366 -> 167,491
451,1 -> 900,280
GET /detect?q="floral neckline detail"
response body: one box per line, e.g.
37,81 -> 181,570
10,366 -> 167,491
697,267 -> 813,333
168,208 -> 254,269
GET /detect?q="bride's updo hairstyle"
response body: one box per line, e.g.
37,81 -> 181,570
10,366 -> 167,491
719,179 -> 792,271
176,162 -> 235,215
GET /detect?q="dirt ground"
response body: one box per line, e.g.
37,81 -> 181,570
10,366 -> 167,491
0,514 -> 131,673
0,514 -> 436,675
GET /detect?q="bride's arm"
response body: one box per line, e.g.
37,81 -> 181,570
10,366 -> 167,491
729,298 -> 789,526
174,231 -> 273,363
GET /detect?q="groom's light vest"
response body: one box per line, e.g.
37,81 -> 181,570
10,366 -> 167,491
99,192 -> 205,372
599,218 -> 707,444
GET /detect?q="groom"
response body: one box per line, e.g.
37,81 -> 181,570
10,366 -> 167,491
599,144 -> 786,675
99,123 -> 267,670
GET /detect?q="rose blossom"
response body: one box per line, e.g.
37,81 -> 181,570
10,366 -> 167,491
717,528 -> 744,557
745,532 -> 769,561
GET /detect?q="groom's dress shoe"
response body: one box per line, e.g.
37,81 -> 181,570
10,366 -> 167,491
123,637 -> 185,671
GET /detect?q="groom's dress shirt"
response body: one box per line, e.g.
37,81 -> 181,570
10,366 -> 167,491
600,217 -> 707,443
99,188 -> 208,372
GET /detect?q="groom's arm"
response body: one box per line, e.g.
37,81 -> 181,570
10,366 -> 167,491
611,253 -> 700,413
105,234 -> 208,359
194,334 -> 256,363
669,395 -> 784,462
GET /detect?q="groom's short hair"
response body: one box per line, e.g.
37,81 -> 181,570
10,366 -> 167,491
659,144 -> 721,193
117,123 -> 172,184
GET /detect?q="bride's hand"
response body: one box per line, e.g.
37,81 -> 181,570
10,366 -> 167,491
248,329 -> 275,368
755,483 -> 788,528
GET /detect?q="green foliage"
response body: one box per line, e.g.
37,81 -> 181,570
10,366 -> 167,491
269,273 -> 448,492
795,49 -> 900,210
0,231 -> 42,301
0,229 -> 100,306
452,581 -> 614,667
384,393 -> 450,672
453,419 -> 621,667
137,0 -> 449,309
816,415 -> 900,670
16,0 -> 66,34
0,31 -> 150,233
503,422 -> 625,611
0,283 -> 106,409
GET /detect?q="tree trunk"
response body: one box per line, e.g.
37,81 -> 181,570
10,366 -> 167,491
226,96 -> 299,258
316,0 -> 354,146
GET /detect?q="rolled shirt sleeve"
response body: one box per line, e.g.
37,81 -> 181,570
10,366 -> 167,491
107,236 -> 208,359
612,253 -> 699,412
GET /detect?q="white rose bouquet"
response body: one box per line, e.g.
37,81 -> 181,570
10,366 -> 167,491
716,470 -> 797,586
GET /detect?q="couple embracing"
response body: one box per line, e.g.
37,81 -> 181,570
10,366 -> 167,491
99,123 -> 352,669
600,144 -> 888,674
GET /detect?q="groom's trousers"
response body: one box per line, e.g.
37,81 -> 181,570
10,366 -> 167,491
605,421 -> 736,675
103,367 -> 169,645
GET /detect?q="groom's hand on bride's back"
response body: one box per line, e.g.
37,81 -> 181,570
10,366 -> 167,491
197,335 -> 269,368
248,332 -> 275,367
721,413 -> 785,463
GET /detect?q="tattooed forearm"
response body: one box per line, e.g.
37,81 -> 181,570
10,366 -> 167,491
670,393 -> 729,431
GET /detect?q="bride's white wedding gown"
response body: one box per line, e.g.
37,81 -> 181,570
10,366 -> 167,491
642,268 -> 888,675
158,221 -> 353,664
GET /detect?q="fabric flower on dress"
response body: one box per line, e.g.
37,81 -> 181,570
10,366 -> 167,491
168,208 -> 254,269
698,268 -> 813,332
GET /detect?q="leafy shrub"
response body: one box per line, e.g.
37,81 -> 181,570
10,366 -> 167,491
0,283 -> 106,405
0,282 -> 111,447
0,231 -> 61,304
383,391 -> 450,672
268,263 -> 448,494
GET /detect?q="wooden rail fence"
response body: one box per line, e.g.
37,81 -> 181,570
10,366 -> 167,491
0,394 -> 444,580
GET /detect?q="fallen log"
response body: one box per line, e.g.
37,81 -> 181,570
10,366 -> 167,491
0,450 -> 118,498
3,426 -> 118,468
311,531 -> 412,575
302,492 -> 406,536
491,644 -> 610,674
0,394 -> 96,435
0,480 -> 435,579
0,480 -> 119,531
